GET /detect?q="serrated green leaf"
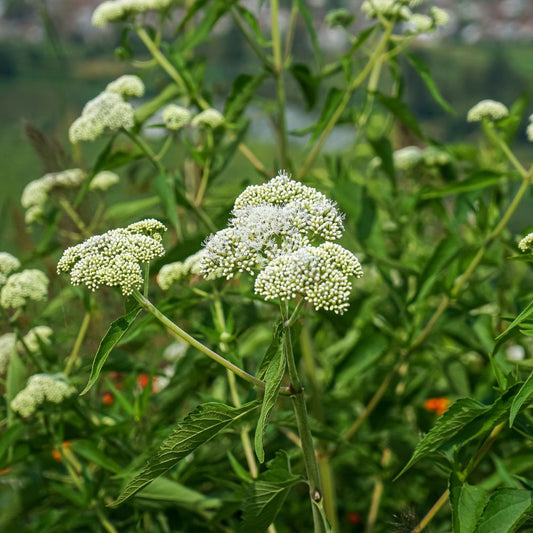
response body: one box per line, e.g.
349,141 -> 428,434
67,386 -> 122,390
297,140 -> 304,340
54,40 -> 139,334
81,307 -> 141,395
255,344 -> 286,463
241,451 -> 302,533
450,474 -> 489,533
509,373 -> 533,427
474,488 -> 533,533
396,398 -> 487,478
112,401 -> 260,506
421,170 -> 506,199
224,71 -> 267,124
257,321 -> 284,380
406,53 -> 455,114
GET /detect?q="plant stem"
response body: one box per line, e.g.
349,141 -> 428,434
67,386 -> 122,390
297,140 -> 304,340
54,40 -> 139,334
230,7 -> 272,66
64,310 -> 91,376
194,130 -> 213,206
297,24 -> 393,180
133,290 -> 268,390
365,448 -> 391,533
58,196 -> 91,238
271,0 -> 289,168
412,489 -> 450,533
281,304 -> 326,533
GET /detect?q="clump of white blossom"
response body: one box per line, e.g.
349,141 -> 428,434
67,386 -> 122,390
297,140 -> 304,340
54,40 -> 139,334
1,269 -> 49,309
518,232 -> 533,253
69,77 -> 143,143
361,0 -> 411,20
423,146 -> 450,166
467,100 -> 509,123
0,333 -> 16,374
22,326 -> 54,353
57,219 -> 166,295
10,374 -> 75,418
162,104 -> 192,130
430,6 -> 449,27
106,75 -> 145,98
89,170 -> 120,191
157,250 -> 212,289
201,172 -> 363,314
393,146 -> 423,170
526,114 -> 533,143
0,252 -> 21,285
92,0 -> 173,28
191,108 -> 225,129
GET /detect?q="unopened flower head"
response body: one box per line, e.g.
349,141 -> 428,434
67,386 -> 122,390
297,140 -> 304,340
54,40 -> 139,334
10,374 -> 75,418
527,122 -> 533,143
407,13 -> 433,33
518,232 -> 533,253
1,269 -> 49,309
255,243 -> 363,314
57,219 -> 166,295
467,100 -> 509,123
90,170 -> 120,191
92,0 -> 173,27
25,205 -> 44,225
423,146 -> 450,166
362,0 -> 411,19
162,104 -> 192,130
69,91 -> 135,143
430,6 -> 449,27
0,333 -> 16,374
157,250 -> 212,289
22,326 -> 53,353
393,146 -> 423,170
191,108 -> 224,129
0,252 -> 21,285
106,75 -> 145,98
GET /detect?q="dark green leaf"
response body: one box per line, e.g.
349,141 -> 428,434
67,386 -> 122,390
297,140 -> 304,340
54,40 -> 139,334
290,64 -> 319,110
493,301 -> 533,356
112,401 -> 259,506
227,451 -> 254,483
153,172 -> 180,235
475,488 -> 533,533
81,307 -> 141,395
257,321 -> 284,380
309,88 -> 344,145
346,25 -> 376,57
368,135 -> 396,187
450,474 -> 489,533
356,186 -> 376,243
375,92 -> 424,139
224,71 -> 267,124
406,53 -> 455,114
510,373 -> 533,427
241,451 -> 302,533
295,0 -> 322,67
235,6 -> 271,47
422,170 -> 506,199
255,344 -> 286,463
71,441 -> 122,473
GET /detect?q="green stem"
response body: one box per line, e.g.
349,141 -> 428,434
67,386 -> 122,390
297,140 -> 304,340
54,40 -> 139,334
64,311 -> 91,376
297,24 -> 393,180
231,7 -> 272,66
271,0 -> 289,168
283,2 -> 299,63
132,290 -> 267,390
194,130 -> 213,206
281,304 -> 325,533
58,196 -> 91,238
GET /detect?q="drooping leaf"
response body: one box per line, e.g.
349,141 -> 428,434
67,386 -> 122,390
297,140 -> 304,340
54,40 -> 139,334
406,53 -> 455,114
234,5 -> 272,47
81,307 -> 141,395
368,135 -> 396,187
255,344 -> 286,463
112,401 -> 260,506
493,300 -> 533,356
308,87 -> 344,145
450,474 -> 489,533
153,172 -> 180,235
509,373 -> 533,427
375,92 -> 425,139
290,64 -> 319,110
71,441 -> 122,474
421,170 -> 507,199
257,321 -> 284,380
241,451 -> 302,532
295,0 -> 322,67
224,71 -> 267,124
475,488 -> 533,533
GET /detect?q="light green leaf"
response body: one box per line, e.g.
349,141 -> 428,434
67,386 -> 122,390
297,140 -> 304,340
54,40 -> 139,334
257,321 -> 284,380
234,6 -> 272,47
493,300 -> 533,356
450,474 -> 489,533
421,170 -> 507,199
255,343 -> 286,463
71,440 -> 122,473
105,196 -> 160,222
475,488 -> 533,533
80,307 -> 141,395
241,451 -> 302,533
112,401 -> 259,506
509,373 -> 533,427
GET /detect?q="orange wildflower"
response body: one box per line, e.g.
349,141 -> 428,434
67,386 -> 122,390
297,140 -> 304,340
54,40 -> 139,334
102,392 -> 114,405
51,449 -> 62,461
424,397 -> 450,416
137,373 -> 150,388
347,512 -> 362,524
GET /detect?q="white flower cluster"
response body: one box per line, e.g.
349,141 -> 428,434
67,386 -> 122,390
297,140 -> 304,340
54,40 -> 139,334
255,243 -> 363,314
92,0 -> 173,28
0,333 -> 16,374
57,219 -> 167,295
392,145 -> 450,171
430,6 -> 449,27
157,250 -> 212,289
0,327 -> 53,375
69,76 -> 144,143
467,100 -> 509,123
518,232 -> 533,253
89,170 -> 120,191
162,105 -> 192,130
106,75 -> 145,98
0,252 -> 21,285
1,269 -> 49,309
191,108 -> 225,129
22,326 -> 54,353
202,172 -> 362,313
526,114 -> 533,143
11,374 -> 75,418
361,0 -> 411,19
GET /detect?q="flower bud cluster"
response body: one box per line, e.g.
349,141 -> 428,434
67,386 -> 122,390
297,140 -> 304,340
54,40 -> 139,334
11,374 -> 75,418
57,219 -> 166,295
89,170 -> 120,191
467,100 -> 509,123
22,326 -> 54,353
202,172 -> 362,313
526,114 -> 533,143
518,232 -> 533,253
162,105 -> 192,130
157,250 -> 215,289
69,76 -> 143,143
361,0 -> 411,19
0,333 -> 16,374
191,108 -> 225,129
0,252 -> 21,286
1,269 -> 49,309
92,0 -> 173,28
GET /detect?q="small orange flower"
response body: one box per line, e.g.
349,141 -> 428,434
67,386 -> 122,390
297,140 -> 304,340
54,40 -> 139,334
51,449 -> 62,462
347,512 -> 362,525
424,397 -> 450,416
102,392 -> 114,406
0,468 -> 11,476
137,373 -> 150,388
62,441 -> 72,448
